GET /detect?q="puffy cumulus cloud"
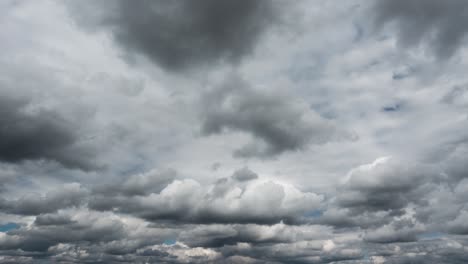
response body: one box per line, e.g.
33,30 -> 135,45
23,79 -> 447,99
336,157 -> 437,215
0,191 -> 336,263
317,155 -> 468,232
0,211 -> 127,252
68,0 -> 282,72
90,168 -> 323,225
200,75 -> 354,159
372,0 -> 468,59
0,209 -> 177,258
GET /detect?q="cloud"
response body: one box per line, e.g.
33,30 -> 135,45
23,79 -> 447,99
90,168 -> 323,225
219,238 -> 363,264
0,183 -> 87,216
138,242 -> 222,263
92,169 -> 177,197
200,75 -> 353,159
373,0 -> 468,59
336,157 -> 435,215
447,211 -> 468,235
364,218 -> 425,243
231,167 -> 258,182
68,0 -> 281,72
0,211 -> 127,253
3,0 -> 468,263
0,94 -> 99,171
34,213 -> 76,226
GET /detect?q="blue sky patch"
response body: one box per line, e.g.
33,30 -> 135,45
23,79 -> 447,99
163,238 -> 177,245
0,223 -> 20,233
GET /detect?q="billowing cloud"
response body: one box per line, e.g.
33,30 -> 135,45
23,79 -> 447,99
200,75 -> 354,158
90,168 -> 323,225
0,183 -> 87,216
69,0 -> 281,72
2,0 -> 468,263
0,95 -> 98,171
336,157 -> 435,215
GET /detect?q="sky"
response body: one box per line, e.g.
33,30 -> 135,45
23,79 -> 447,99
1,0 -> 468,263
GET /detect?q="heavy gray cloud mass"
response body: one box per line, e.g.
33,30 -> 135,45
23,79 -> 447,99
69,0 -> 280,72
0,95 -> 98,171
2,0 -> 468,263
373,0 -> 468,59
200,75 -> 352,158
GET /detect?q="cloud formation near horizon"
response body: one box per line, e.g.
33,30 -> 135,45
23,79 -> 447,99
2,0 -> 468,263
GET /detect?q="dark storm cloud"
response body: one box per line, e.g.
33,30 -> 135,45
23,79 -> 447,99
69,0 -> 280,72
0,95 -> 99,171
200,75 -> 351,158
373,0 -> 468,59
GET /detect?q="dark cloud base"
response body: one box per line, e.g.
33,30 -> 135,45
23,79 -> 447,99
0,94 -> 98,171
69,0 -> 280,73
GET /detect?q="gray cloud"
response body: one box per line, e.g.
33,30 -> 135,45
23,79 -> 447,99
336,157 -> 435,216
3,0 -> 468,263
34,213 -> 76,226
232,167 -> 258,182
89,168 -> 322,225
373,0 -> 468,59
364,218 -> 424,243
447,210 -> 468,235
0,94 -> 99,171
69,0 -> 280,72
0,212 -> 127,253
92,169 -> 177,197
0,183 -> 87,216
200,75 -> 353,159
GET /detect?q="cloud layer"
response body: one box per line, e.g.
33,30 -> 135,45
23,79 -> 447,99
2,0 -> 468,263
69,0 -> 280,72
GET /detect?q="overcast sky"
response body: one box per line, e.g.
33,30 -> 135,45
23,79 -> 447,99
1,0 -> 468,263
